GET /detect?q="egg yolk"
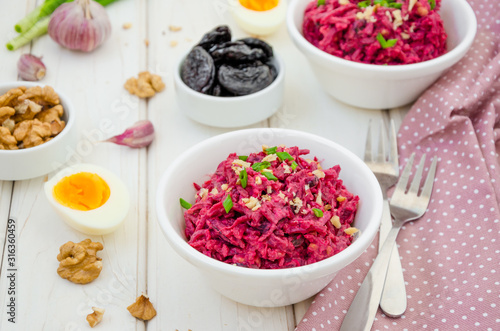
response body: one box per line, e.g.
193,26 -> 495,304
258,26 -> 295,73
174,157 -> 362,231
53,172 -> 110,211
239,0 -> 279,11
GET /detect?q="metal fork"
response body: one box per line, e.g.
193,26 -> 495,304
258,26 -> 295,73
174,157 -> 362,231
364,119 -> 407,317
340,153 -> 438,331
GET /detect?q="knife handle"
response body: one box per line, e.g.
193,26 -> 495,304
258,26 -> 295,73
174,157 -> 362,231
339,224 -> 402,331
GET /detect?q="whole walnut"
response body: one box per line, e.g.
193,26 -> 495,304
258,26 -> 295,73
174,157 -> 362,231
57,239 -> 104,284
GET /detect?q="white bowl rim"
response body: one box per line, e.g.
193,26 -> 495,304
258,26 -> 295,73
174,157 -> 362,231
174,49 -> 285,102
0,81 -> 76,155
286,0 -> 477,74
156,128 -> 383,279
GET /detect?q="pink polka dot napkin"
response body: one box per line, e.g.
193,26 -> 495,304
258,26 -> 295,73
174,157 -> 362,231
297,1 -> 500,330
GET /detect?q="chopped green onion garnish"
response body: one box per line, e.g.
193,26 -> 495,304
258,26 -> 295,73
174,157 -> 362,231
428,0 -> 435,10
358,1 -> 370,8
223,194 -> 233,213
385,39 -> 397,48
312,208 -> 323,217
277,151 -> 294,162
377,33 -> 397,49
238,155 -> 248,161
317,0 -> 325,6
252,161 -> 271,172
262,171 -> 278,181
388,2 -> 402,8
291,161 -> 298,171
180,198 -> 192,209
239,169 -> 248,188
374,0 -> 388,6
265,146 -> 277,154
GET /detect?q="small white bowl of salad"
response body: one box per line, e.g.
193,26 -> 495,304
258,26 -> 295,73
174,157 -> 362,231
286,0 -> 477,109
156,128 -> 382,307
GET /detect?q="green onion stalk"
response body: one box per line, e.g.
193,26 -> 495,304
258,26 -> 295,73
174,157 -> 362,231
7,17 -> 50,51
16,0 -> 67,33
6,0 -> 118,51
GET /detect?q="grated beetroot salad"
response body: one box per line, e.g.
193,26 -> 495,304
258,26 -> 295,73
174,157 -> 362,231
183,146 -> 359,269
303,0 -> 447,65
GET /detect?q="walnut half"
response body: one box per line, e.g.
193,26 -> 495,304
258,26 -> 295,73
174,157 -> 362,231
124,71 -> 165,98
57,239 -> 104,284
13,119 -> 52,148
0,126 -> 18,150
127,294 -> 157,321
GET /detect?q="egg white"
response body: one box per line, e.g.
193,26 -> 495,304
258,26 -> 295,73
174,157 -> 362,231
44,163 -> 130,235
231,0 -> 287,36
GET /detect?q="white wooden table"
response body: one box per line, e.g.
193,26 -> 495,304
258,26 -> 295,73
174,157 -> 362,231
0,0 -> 409,330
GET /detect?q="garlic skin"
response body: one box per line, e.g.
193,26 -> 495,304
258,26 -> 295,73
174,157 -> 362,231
17,54 -> 46,81
48,0 -> 111,52
105,120 -> 155,148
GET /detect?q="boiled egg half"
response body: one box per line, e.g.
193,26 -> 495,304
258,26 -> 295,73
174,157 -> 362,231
44,163 -> 130,235
230,0 -> 287,36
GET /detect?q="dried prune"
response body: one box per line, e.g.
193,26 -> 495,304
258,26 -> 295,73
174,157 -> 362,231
181,46 -> 215,94
218,63 -> 273,96
208,41 -> 243,53
238,38 -> 274,58
184,26 -> 278,97
197,25 -> 232,51
210,42 -> 268,63
266,61 -> 278,80
211,84 -> 234,97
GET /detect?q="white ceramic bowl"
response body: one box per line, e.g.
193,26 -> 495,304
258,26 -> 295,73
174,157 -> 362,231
174,51 -> 285,128
0,82 -> 77,181
156,128 -> 382,307
286,0 -> 477,109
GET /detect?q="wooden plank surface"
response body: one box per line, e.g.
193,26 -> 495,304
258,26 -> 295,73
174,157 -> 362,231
0,0 -> 411,330
0,0 -> 148,329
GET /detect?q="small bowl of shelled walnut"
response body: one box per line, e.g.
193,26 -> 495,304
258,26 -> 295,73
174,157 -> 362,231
0,82 -> 77,181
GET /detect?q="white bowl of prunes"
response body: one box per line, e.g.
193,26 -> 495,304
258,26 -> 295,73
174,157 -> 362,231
174,25 -> 285,128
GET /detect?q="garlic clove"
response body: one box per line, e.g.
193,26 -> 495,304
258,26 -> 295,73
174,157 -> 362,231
17,54 -> 46,81
104,120 -> 154,148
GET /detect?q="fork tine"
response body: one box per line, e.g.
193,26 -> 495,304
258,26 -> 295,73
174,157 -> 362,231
377,120 -> 387,163
389,120 -> 398,166
420,156 -> 438,199
364,119 -> 373,162
408,154 -> 426,195
394,152 -> 415,193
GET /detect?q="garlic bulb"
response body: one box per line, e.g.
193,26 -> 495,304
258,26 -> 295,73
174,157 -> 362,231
17,54 -> 46,81
48,0 -> 111,52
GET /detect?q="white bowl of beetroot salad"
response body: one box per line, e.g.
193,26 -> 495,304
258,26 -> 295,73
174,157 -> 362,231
286,0 -> 476,109
156,128 -> 382,307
